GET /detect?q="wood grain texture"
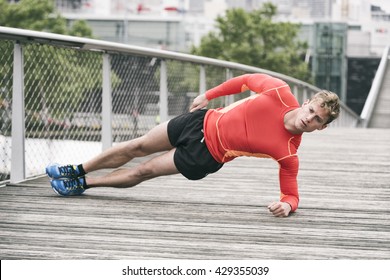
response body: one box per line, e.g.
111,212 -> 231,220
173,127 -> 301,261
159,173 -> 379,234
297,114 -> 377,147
1,128 -> 389,259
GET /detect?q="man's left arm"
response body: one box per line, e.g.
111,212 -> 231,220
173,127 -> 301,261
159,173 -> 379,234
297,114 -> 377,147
268,158 -> 299,217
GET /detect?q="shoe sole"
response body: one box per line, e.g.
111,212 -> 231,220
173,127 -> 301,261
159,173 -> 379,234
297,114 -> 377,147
50,181 -> 62,196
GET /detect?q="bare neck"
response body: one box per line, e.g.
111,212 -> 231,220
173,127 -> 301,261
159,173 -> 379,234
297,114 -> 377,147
284,108 -> 301,135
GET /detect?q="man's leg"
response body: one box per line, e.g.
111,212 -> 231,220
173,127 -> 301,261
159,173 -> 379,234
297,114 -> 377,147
86,148 -> 178,188
50,148 -> 179,195
46,121 -> 174,179
82,121 -> 173,173
49,121 -> 180,195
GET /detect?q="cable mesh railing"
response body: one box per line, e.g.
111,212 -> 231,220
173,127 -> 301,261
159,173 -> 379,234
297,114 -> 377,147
0,40 -> 13,182
0,27 -> 360,184
22,44 -> 103,176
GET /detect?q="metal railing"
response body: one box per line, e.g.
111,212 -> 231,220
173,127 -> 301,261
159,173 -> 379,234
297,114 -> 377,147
0,26 -> 360,184
359,45 -> 390,127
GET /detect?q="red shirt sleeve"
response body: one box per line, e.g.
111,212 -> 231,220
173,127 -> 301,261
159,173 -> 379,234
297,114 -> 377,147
278,157 -> 300,212
205,74 -> 286,100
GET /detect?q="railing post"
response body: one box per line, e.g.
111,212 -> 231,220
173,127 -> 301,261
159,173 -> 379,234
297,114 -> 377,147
225,69 -> 234,105
159,60 -> 168,122
303,87 -> 309,102
359,45 -> 390,127
10,43 -> 26,183
102,53 -> 112,150
199,65 -> 206,94
293,85 -> 299,99
293,85 -> 298,95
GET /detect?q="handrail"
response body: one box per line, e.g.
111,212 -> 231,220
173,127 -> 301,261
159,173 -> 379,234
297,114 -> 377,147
0,26 -> 324,95
0,26 -> 359,123
359,45 -> 390,127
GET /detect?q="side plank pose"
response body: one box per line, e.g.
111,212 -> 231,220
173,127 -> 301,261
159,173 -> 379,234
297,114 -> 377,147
46,73 -> 340,217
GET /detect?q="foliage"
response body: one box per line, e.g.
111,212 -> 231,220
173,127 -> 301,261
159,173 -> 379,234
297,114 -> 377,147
166,61 -> 200,94
0,0 -> 92,36
68,20 -> 94,38
23,45 -> 103,118
0,0 -> 109,125
191,3 -> 311,82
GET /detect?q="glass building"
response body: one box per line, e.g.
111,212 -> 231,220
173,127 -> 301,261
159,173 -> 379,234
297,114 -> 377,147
312,22 -> 348,102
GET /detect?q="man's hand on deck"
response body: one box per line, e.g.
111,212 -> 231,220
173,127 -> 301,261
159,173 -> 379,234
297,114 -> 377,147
268,202 -> 292,217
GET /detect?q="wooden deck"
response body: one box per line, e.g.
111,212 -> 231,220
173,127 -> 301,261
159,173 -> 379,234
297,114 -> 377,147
1,128 -> 389,260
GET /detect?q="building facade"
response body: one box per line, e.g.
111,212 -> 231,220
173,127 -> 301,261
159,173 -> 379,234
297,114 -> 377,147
54,0 -> 389,111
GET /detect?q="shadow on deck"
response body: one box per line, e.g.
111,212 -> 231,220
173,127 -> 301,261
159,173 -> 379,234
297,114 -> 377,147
1,128 -> 389,259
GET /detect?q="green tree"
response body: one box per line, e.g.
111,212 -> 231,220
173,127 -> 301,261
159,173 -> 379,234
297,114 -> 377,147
0,0 -> 104,136
191,3 -> 311,82
0,0 -> 92,37
68,20 -> 94,38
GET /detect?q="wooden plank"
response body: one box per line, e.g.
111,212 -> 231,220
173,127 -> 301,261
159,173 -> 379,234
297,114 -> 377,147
0,128 -> 389,259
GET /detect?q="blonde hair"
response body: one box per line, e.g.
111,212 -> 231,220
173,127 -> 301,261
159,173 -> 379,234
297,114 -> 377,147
310,90 -> 340,124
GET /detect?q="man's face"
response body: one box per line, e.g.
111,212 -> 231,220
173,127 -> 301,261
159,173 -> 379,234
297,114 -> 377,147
294,100 -> 329,133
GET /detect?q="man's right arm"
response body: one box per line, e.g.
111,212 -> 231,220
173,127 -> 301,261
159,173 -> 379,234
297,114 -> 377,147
190,94 -> 209,112
190,73 -> 282,112
204,73 -> 285,100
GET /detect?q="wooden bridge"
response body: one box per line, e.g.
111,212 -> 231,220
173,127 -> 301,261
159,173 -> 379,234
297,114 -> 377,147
1,128 -> 389,259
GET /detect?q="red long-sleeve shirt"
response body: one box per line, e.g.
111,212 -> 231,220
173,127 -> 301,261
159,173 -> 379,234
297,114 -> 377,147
203,74 -> 301,211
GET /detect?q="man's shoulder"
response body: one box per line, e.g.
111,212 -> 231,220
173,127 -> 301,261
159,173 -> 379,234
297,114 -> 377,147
248,73 -> 288,89
275,85 -> 299,106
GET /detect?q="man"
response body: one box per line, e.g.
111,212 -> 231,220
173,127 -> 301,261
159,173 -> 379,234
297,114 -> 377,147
46,73 -> 340,217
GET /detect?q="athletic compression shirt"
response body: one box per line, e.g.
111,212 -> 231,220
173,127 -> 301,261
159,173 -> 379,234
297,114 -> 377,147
203,74 -> 301,211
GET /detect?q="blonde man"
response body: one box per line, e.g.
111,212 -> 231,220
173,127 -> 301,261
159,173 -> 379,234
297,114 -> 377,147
46,74 -> 340,217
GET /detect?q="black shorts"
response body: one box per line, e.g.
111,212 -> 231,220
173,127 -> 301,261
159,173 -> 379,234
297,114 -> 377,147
167,109 -> 224,180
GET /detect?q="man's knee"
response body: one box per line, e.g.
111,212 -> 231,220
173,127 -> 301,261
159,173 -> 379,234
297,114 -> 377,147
134,163 -> 156,180
123,137 -> 148,157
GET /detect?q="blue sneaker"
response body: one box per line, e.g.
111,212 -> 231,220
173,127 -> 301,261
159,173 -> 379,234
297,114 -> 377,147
51,177 -> 86,196
46,163 -> 81,179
